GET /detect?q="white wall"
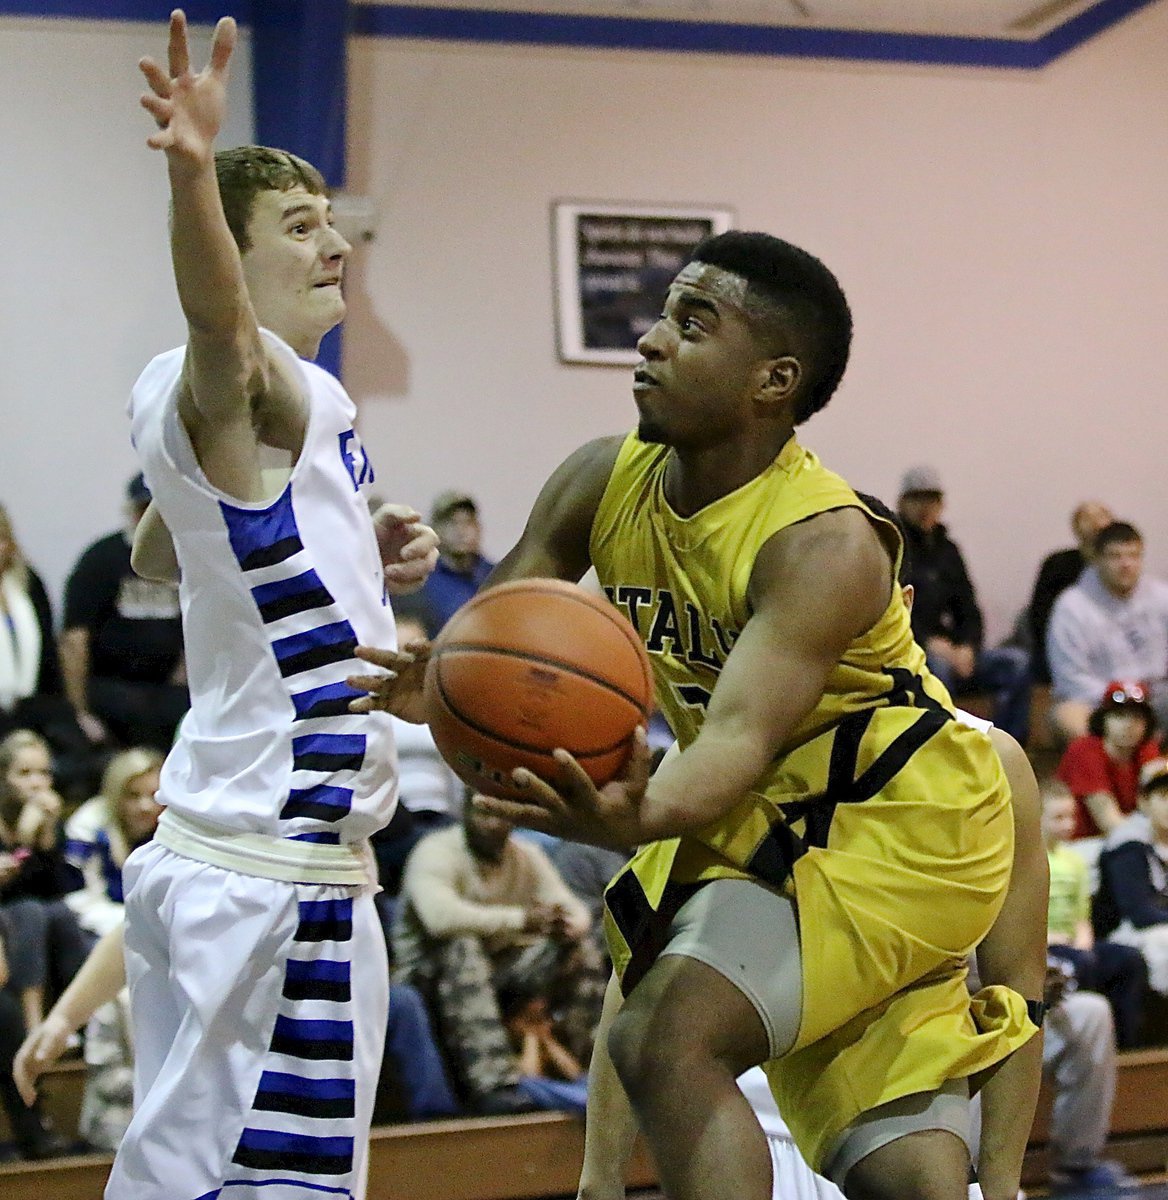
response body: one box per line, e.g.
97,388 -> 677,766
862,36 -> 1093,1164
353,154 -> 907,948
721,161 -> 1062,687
0,17 -> 252,605
3,6 -> 1167,642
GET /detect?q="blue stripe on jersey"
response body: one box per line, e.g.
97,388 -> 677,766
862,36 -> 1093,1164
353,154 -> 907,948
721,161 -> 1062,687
219,482 -> 372,847
281,785 -> 354,822
216,1184 -> 354,1197
272,621 -> 358,678
295,898 -> 353,943
270,1015 -> 355,1061
220,491 -> 303,572
218,1184 -> 354,1197
291,681 -> 364,721
233,1128 -> 354,1175
291,733 -> 366,774
284,958 -> 351,1002
253,1071 -> 356,1119
251,570 -> 336,624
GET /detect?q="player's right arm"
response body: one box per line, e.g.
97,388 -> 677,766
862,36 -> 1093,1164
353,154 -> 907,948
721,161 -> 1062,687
138,12 -> 302,501
972,727 -> 1048,1200
488,435 -> 625,585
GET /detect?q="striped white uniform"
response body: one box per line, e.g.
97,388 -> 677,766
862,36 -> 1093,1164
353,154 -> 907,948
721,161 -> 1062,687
110,330 -> 397,1200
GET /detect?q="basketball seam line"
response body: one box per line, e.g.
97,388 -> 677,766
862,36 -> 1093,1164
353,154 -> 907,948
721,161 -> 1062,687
432,671 -> 641,760
435,643 -> 649,712
457,581 -> 652,695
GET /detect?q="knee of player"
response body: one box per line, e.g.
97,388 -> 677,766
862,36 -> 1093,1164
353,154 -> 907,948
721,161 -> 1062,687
606,1004 -> 689,1095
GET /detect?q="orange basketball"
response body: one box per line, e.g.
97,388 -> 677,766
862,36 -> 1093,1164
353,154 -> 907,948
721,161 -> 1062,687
422,578 -> 653,800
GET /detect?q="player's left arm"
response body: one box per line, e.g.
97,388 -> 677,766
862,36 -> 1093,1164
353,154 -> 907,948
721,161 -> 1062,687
971,727 -> 1048,1200
483,507 -> 890,846
131,501 -> 179,583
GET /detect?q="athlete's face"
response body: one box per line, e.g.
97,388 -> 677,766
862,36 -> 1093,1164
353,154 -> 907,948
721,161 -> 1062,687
241,186 -> 351,359
632,264 -> 786,448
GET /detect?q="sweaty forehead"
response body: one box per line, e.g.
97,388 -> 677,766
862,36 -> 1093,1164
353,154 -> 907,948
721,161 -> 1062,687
670,262 -> 751,310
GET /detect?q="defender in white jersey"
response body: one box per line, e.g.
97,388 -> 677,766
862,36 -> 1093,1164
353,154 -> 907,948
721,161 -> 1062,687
107,13 -> 438,1199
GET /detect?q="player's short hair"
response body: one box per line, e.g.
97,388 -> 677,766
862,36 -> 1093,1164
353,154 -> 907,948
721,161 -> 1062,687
1095,520 -> 1142,553
687,231 -> 853,424
215,145 -> 328,253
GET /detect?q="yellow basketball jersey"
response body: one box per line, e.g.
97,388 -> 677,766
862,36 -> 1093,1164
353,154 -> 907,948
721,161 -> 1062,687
589,432 -> 1034,1168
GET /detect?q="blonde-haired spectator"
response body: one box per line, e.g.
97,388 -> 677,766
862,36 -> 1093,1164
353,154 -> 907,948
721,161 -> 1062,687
0,729 -> 93,1029
65,747 -> 164,936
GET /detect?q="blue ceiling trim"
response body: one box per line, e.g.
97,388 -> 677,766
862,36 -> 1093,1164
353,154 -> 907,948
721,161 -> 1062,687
351,3 -> 1049,67
1028,0 -> 1159,61
1,0 -> 1159,68
0,1 -> 252,19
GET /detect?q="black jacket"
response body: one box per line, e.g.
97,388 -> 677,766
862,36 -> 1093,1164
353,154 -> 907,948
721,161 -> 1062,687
901,521 -> 984,650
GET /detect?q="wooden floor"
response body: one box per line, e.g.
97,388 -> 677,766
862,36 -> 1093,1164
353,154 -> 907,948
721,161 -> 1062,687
3,1048 -> 1168,1199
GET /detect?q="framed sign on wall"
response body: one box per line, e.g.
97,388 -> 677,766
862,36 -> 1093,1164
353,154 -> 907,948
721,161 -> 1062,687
553,201 -> 734,365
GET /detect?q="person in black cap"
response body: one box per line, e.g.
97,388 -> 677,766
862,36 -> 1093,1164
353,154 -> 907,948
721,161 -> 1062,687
60,474 -> 187,752
898,465 -> 1032,743
421,489 -> 496,631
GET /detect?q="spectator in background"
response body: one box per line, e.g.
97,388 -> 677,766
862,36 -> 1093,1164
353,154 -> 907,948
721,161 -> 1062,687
1026,501 -> 1114,684
392,800 -> 606,1115
0,915 -> 69,1160
1096,757 -> 1168,996
1033,963 -> 1133,1195
0,504 -> 93,801
0,730 -> 92,1030
60,474 -> 188,753
1047,521 -> 1168,743
421,490 -> 495,631
64,747 -> 164,937
1041,779 -> 1147,1048
1056,681 -> 1161,839
897,465 -> 1031,742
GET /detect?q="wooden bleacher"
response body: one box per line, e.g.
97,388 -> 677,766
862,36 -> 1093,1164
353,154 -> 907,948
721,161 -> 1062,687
3,1049 -> 1168,1199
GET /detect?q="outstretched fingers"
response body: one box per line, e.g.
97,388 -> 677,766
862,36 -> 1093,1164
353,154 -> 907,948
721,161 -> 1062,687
208,15 -> 238,75
166,9 -> 191,79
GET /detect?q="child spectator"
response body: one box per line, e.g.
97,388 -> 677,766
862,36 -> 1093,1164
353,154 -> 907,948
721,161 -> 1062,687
0,729 -> 93,1029
1057,680 -> 1161,838
1096,757 -> 1168,995
1042,780 -> 1147,1046
64,747 -> 164,937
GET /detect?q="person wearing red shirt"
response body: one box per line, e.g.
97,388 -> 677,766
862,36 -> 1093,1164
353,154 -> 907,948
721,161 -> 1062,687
1057,681 -> 1161,838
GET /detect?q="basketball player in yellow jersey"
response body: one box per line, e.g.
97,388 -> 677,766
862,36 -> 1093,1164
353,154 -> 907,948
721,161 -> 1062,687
351,233 -> 1045,1200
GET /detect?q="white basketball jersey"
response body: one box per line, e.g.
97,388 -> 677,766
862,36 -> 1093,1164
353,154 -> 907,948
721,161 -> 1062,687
129,330 -> 398,844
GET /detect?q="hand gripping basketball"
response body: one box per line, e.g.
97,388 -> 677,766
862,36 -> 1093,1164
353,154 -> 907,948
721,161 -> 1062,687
421,579 -> 653,801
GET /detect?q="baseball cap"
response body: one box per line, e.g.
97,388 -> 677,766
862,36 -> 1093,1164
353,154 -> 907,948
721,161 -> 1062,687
126,472 -> 151,505
899,465 -> 944,497
1101,680 -> 1150,708
1088,679 -> 1155,737
430,490 -> 478,524
1139,757 -> 1168,794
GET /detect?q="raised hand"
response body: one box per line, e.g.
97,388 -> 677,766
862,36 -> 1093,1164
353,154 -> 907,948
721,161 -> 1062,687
473,727 -> 652,850
138,10 -> 236,163
371,504 -> 440,596
347,641 -> 432,724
